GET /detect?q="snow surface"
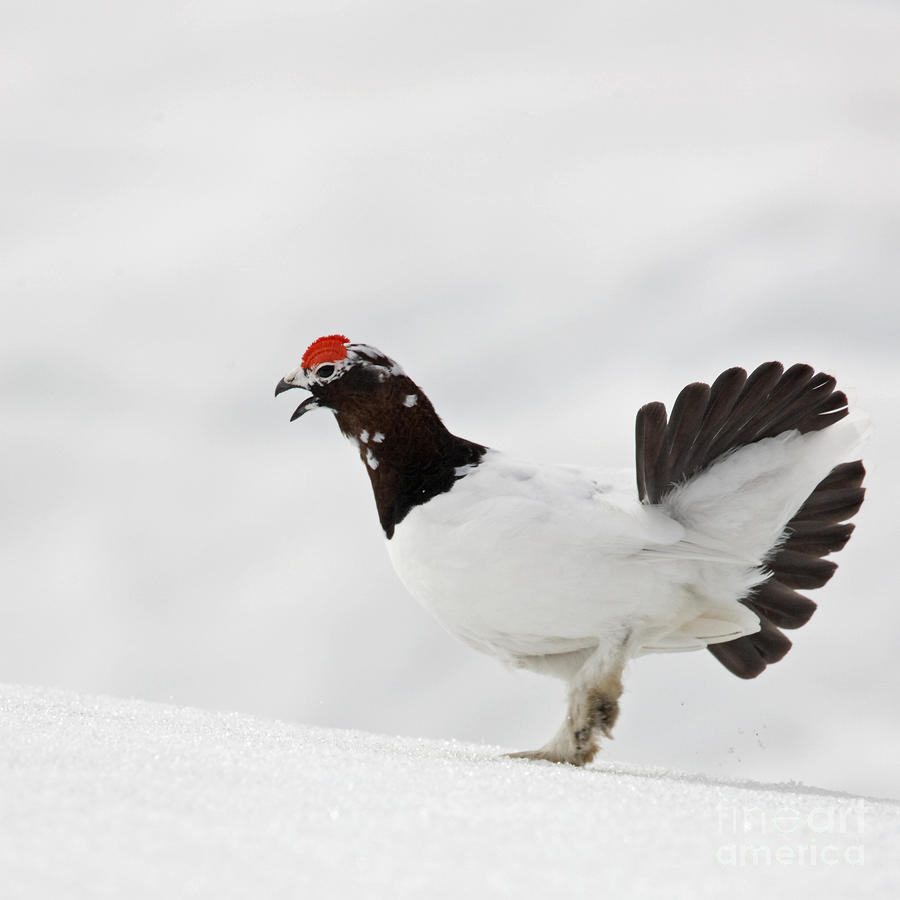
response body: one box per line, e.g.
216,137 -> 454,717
2,684 -> 897,900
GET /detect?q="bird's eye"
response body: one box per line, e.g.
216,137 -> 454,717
315,363 -> 336,380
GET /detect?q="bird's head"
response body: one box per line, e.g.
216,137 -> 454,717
276,333 -> 486,536
275,334 -> 408,422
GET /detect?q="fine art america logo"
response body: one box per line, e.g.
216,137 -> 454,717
715,799 -> 865,867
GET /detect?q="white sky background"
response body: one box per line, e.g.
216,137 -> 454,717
2,1 -> 899,797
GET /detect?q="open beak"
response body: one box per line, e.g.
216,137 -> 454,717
275,378 -> 321,421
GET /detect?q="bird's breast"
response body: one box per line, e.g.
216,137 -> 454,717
384,455 -> 684,657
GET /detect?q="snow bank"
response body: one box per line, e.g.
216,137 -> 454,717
1,684 -> 896,899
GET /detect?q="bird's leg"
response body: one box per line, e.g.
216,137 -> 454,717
508,635 -> 630,766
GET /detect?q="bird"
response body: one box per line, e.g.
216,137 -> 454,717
276,334 -> 867,765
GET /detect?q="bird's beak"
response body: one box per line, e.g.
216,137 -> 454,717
290,396 -> 321,421
274,378 -> 296,397
275,377 -> 322,421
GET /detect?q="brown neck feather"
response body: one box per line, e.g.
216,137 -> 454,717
332,374 -> 485,538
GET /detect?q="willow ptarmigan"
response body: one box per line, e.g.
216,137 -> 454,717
276,334 -> 867,766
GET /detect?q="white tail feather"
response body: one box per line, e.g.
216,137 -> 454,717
663,415 -> 869,566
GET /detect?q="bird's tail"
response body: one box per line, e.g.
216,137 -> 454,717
635,363 -> 868,678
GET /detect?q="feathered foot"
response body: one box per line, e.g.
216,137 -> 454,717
506,664 -> 623,766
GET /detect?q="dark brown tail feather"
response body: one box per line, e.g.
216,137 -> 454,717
709,459 -> 865,679
635,363 -> 865,679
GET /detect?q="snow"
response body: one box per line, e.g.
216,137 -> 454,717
2,684 -> 897,900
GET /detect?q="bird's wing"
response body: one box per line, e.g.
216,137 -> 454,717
462,453 -> 687,554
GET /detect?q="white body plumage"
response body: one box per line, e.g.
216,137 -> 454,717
387,419 -> 867,681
